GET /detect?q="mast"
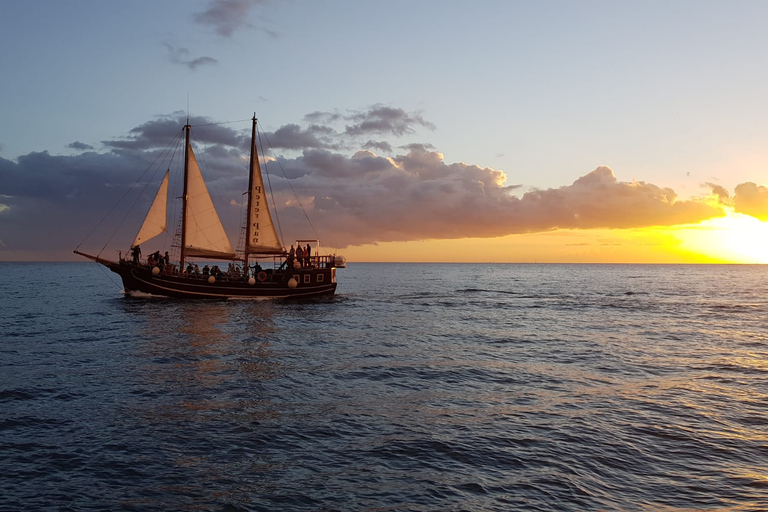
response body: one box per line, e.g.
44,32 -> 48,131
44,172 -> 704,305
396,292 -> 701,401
244,114 -> 284,256
243,114 -> 257,267
180,122 -> 191,270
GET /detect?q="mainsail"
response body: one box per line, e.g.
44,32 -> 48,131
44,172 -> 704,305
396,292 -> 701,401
245,118 -> 284,255
132,170 -> 169,248
183,145 -> 237,259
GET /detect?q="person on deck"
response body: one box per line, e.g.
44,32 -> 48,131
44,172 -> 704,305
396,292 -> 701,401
295,245 -> 304,268
131,245 -> 141,265
202,265 -> 210,276
305,244 -> 312,267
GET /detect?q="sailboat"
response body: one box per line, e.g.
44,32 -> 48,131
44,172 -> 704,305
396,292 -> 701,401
75,115 -> 345,299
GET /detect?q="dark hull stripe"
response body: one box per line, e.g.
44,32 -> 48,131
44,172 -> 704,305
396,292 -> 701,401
105,262 -> 336,299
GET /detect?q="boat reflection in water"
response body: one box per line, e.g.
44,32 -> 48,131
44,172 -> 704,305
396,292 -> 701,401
122,299 -> 285,505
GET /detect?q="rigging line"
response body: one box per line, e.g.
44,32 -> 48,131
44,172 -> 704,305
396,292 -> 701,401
166,133 -> 184,251
97,128 -> 184,256
257,128 -> 286,246
191,119 -> 252,128
189,127 -> 239,245
260,130 -> 320,241
94,259 -> 123,291
76,128 -> 184,254
160,134 -> 185,255
236,178 -> 248,257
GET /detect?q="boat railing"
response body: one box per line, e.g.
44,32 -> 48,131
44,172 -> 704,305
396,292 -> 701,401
121,253 -> 340,281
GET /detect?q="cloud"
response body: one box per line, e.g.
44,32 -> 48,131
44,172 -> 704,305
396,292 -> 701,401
264,124 -> 338,150
259,106 -> 437,152
733,182 -> 768,220
400,142 -> 435,152
268,154 -> 725,248
103,112 -> 245,151
363,140 -> 393,153
164,43 -> 218,69
0,108 -> 741,260
705,181 -> 730,203
304,111 -> 342,124
193,0 -> 269,37
67,141 -> 94,151
344,105 -> 436,137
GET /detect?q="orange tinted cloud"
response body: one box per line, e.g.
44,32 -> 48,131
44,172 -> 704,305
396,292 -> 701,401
277,148 -> 726,248
733,182 -> 768,220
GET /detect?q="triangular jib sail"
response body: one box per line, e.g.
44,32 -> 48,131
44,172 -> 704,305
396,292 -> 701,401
184,144 -> 237,259
132,170 -> 169,248
245,118 -> 283,255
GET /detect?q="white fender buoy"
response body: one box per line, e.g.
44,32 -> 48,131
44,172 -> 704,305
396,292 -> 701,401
152,266 -> 160,275
248,277 -> 256,285
287,278 -> 298,288
293,261 -> 302,270
208,276 -> 216,284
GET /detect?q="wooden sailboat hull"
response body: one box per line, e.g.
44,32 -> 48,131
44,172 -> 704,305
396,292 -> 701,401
76,252 -> 337,299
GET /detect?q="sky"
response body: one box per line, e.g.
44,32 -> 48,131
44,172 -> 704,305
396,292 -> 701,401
2,0 -> 768,263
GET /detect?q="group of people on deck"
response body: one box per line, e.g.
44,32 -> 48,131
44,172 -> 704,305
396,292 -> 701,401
147,250 -> 169,269
130,242 -> 315,280
132,246 -> 172,271
287,243 -> 313,268
182,262 -> 250,281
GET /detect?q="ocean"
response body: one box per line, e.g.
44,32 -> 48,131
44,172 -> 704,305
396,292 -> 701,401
1,262 -> 767,511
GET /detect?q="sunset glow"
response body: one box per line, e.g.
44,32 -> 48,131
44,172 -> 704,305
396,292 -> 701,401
676,211 -> 768,264
342,212 -> 768,264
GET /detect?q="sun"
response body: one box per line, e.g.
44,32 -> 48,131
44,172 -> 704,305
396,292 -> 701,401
677,210 -> 768,263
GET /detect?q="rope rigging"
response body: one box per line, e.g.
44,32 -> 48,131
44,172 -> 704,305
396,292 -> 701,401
76,128 -> 184,257
260,128 -> 321,244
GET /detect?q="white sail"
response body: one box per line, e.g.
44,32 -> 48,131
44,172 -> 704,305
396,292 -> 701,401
132,170 -> 169,248
184,145 -> 237,259
245,130 -> 284,255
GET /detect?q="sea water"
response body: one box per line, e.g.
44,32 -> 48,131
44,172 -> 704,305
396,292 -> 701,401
1,262 -> 767,511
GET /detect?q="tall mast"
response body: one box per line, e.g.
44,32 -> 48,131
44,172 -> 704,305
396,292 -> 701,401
243,114 -> 257,266
180,122 -> 191,270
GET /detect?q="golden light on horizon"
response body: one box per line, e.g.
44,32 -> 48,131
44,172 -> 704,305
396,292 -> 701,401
676,211 -> 768,264
340,211 -> 768,264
